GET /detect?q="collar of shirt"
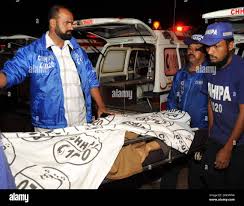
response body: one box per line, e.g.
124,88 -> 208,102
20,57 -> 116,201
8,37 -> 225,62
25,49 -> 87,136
45,31 -> 73,50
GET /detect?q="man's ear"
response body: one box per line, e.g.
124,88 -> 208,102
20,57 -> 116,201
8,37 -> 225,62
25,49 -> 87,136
228,41 -> 234,52
49,19 -> 56,29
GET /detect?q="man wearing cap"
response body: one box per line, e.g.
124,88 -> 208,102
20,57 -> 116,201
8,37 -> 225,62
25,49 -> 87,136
200,22 -> 244,189
160,34 -> 208,189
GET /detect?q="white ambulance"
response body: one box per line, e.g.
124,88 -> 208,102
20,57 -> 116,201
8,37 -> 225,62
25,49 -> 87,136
202,7 -> 244,58
73,18 -> 188,112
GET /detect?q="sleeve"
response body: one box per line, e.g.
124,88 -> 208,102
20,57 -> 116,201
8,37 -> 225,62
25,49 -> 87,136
0,146 -> 16,189
198,108 -> 208,129
166,72 -> 179,110
238,63 -> 244,104
201,73 -> 209,95
1,47 -> 30,88
82,50 -> 100,88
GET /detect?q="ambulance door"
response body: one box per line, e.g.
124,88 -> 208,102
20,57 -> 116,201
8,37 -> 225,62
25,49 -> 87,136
159,45 -> 187,110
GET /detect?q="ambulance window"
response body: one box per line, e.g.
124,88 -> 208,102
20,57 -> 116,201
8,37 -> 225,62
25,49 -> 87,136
164,48 -> 179,76
101,50 -> 126,73
179,48 -> 187,67
130,50 -> 154,80
128,50 -> 137,71
87,53 -> 99,67
236,43 -> 244,58
136,50 -> 151,71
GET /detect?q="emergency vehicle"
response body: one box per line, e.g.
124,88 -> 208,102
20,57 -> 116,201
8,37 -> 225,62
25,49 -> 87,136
73,18 -> 188,113
202,7 -> 244,58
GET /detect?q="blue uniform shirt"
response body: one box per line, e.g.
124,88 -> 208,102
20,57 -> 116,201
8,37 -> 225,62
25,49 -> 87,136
203,55 -> 244,145
167,61 -> 208,128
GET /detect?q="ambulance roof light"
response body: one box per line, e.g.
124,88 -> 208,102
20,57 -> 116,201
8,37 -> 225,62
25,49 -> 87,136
176,26 -> 183,32
173,24 -> 192,32
152,21 -> 161,30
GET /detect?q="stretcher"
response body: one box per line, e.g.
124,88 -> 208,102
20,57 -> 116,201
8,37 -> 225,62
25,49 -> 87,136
101,128 -> 208,188
1,110 -> 207,189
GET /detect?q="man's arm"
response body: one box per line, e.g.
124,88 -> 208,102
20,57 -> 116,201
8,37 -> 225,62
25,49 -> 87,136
208,98 -> 213,136
1,47 -> 30,88
82,50 -> 109,117
215,104 -> 244,169
166,74 -> 179,110
0,72 -> 7,88
90,87 -> 107,117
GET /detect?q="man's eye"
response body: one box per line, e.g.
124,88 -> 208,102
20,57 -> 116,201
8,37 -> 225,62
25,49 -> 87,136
195,47 -> 203,51
215,44 -> 221,48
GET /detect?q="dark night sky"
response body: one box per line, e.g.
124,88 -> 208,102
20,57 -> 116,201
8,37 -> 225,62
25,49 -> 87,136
0,0 -> 244,37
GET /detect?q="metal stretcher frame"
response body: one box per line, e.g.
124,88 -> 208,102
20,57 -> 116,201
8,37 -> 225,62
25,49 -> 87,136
142,128 -> 208,170
101,128 -> 208,187
1,122 -> 207,189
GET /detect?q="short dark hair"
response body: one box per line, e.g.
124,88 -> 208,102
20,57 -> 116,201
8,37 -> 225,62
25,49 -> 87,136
48,5 -> 72,21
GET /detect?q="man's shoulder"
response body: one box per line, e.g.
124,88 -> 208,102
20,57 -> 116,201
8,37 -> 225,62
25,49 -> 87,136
17,35 -> 44,53
231,55 -> 244,75
70,39 -> 86,54
232,54 -> 244,66
71,43 -> 90,62
175,67 -> 187,75
70,37 -> 83,50
171,69 -> 187,84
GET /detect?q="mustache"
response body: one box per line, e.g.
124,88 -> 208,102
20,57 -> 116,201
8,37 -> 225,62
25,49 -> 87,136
187,54 -> 195,58
209,55 -> 217,59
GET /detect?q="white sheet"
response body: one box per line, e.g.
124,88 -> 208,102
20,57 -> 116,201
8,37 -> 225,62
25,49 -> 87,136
2,109 -> 194,189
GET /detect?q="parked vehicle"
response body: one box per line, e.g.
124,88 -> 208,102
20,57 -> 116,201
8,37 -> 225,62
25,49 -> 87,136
73,18 -> 188,112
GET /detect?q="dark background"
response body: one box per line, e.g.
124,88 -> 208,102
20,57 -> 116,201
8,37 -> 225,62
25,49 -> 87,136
0,0 -> 243,37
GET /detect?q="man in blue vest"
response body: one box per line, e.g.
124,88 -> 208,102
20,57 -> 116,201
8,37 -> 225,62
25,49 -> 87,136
0,5 -> 108,131
160,33 -> 208,189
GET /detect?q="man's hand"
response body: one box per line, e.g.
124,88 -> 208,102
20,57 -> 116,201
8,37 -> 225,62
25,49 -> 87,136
214,104 -> 244,169
0,72 -> 7,88
97,106 -> 109,118
214,147 -> 232,169
90,88 -> 108,118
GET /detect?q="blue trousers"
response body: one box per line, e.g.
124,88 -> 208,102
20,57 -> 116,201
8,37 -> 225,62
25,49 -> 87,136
0,145 -> 16,189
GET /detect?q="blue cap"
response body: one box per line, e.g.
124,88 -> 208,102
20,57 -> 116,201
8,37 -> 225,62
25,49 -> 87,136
184,34 -> 203,45
200,22 -> 233,46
